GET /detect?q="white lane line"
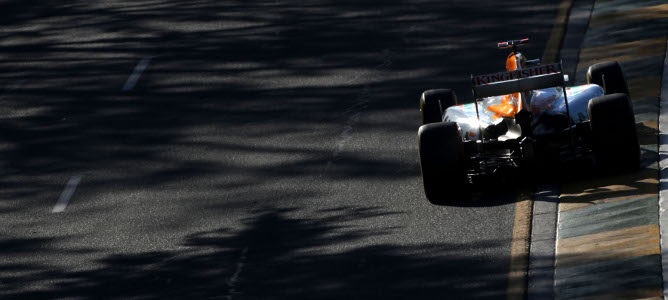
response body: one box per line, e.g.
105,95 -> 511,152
657,40 -> 668,300
122,57 -> 151,91
226,247 -> 249,300
52,175 -> 83,213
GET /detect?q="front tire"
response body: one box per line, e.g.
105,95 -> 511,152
418,122 -> 469,204
587,61 -> 629,95
420,89 -> 457,125
588,93 -> 639,171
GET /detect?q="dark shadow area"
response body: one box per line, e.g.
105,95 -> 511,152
1,206 -> 521,299
432,170 -> 531,207
0,0 -> 562,297
0,0 -> 560,205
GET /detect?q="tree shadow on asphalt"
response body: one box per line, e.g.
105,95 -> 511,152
1,206 -> 522,299
0,0 -> 562,297
533,136 -> 658,208
0,0 -> 560,209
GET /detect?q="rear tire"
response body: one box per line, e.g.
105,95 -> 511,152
420,89 -> 457,125
418,122 -> 469,204
588,93 -> 639,171
587,61 -> 629,95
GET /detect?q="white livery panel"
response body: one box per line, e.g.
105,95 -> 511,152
444,84 -> 604,141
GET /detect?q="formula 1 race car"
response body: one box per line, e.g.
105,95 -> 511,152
418,38 -> 639,204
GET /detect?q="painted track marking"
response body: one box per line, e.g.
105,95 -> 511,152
122,57 -> 151,91
528,185 -> 559,300
226,247 -> 249,300
542,0 -> 576,63
507,189 -> 534,300
52,175 -> 82,213
658,39 -> 668,299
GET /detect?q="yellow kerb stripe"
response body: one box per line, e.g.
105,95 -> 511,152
559,193 -> 656,212
574,288 -> 662,300
555,224 -> 660,268
589,4 -> 668,28
506,190 -> 533,300
628,76 -> 663,99
578,37 -> 667,66
558,168 -> 658,212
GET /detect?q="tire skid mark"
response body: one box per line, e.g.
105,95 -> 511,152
325,50 -> 393,172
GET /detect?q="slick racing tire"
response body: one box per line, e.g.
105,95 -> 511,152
588,93 -> 640,171
587,61 -> 629,95
420,89 -> 458,125
418,122 -> 469,204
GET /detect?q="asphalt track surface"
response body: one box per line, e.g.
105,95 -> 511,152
0,1 -> 560,299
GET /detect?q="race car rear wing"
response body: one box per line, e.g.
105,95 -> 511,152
471,63 -> 564,98
497,38 -> 529,50
469,62 -> 572,143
